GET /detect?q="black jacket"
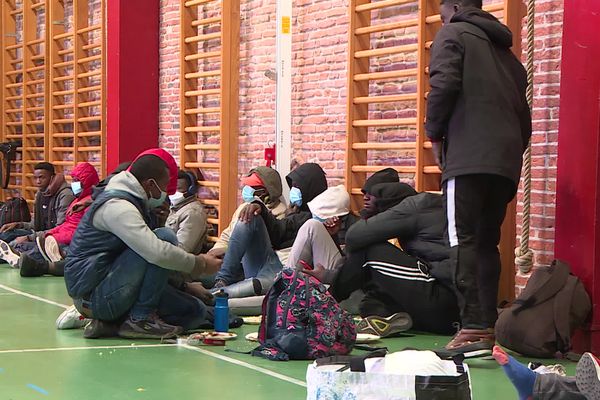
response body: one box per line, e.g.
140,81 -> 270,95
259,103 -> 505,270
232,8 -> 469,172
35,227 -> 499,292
426,8 -> 532,189
259,163 -> 328,249
345,192 -> 452,285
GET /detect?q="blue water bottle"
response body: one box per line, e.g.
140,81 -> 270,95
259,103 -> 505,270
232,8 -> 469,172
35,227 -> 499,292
214,289 -> 229,333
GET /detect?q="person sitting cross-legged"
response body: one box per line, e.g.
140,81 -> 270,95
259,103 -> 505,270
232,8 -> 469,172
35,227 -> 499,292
64,149 -> 221,339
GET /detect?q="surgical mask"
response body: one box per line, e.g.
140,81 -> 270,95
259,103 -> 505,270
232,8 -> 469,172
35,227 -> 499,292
148,179 -> 167,209
312,215 -> 326,223
289,187 -> 302,207
71,181 -> 82,196
242,185 -> 256,203
169,191 -> 184,204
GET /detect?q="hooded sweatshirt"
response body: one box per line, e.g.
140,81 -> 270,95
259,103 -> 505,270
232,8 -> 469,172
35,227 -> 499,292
259,163 -> 328,249
425,7 -> 531,189
26,173 -> 74,232
46,162 -> 100,245
362,168 -> 399,194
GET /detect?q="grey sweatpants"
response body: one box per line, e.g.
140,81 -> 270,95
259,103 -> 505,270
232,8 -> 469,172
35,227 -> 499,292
534,373 -> 586,400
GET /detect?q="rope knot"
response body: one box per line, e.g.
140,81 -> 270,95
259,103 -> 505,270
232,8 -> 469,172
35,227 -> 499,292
515,247 -> 534,274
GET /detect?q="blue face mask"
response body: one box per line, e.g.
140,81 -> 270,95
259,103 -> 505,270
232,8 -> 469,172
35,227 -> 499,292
148,179 -> 167,209
312,215 -> 326,223
71,181 -> 82,196
289,187 -> 302,207
242,185 -> 256,203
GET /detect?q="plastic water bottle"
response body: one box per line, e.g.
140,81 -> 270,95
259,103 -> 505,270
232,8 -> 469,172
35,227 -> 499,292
214,289 -> 229,333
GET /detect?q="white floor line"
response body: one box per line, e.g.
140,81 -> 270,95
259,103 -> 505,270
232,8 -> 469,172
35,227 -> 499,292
0,284 -> 69,309
0,344 -> 177,354
181,344 -> 307,387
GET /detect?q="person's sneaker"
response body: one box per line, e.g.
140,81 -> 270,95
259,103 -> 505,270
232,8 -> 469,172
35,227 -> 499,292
43,235 -> 64,263
576,352 -> 600,400
442,328 -> 495,358
18,254 -> 48,277
356,312 -> 413,338
36,235 -> 52,263
117,314 -> 183,339
56,305 -> 91,329
0,239 -> 21,268
83,319 -> 120,339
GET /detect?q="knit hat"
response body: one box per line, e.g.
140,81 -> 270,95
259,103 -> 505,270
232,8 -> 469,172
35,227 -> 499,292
362,168 -> 399,194
131,148 -> 178,195
307,185 -> 350,220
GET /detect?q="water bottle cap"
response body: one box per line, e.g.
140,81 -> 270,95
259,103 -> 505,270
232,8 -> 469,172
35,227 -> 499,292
215,289 -> 229,298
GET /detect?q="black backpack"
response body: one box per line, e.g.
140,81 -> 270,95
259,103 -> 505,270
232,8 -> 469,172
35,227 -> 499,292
495,260 -> 591,358
0,197 -> 31,226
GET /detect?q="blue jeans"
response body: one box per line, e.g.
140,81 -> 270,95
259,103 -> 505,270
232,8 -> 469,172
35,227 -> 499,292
88,227 -> 206,329
0,228 -> 33,244
215,216 -> 283,285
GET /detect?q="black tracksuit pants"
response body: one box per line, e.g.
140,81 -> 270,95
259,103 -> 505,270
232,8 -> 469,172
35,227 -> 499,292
331,242 -> 460,335
443,174 -> 515,329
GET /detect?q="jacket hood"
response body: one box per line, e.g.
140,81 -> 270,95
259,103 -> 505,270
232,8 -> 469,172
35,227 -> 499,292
285,163 -> 327,211
251,166 -> 283,200
106,171 -> 149,205
362,168 -> 399,194
44,173 -> 69,197
371,182 -> 418,213
308,185 -> 350,220
131,149 -> 178,195
71,162 -> 100,199
451,7 -> 513,48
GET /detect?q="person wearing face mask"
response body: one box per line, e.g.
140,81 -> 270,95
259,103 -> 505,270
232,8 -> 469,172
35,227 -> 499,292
0,162 -> 99,275
63,149 -> 221,340
212,163 -> 327,297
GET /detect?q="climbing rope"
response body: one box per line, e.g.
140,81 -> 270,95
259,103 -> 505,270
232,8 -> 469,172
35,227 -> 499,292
515,0 -> 535,274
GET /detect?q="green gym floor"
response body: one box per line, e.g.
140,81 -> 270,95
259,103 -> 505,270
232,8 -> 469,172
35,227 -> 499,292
0,266 -> 576,399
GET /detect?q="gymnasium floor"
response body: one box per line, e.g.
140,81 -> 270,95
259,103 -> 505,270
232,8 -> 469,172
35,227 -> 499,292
0,266 -> 576,400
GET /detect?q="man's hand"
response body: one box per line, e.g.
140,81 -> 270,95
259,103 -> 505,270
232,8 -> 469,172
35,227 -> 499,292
0,222 -> 20,233
207,247 -> 226,259
198,253 -> 223,275
152,200 -> 170,227
238,203 -> 261,223
184,282 -> 214,304
301,263 -> 327,283
323,216 -> 341,236
285,205 -> 299,217
432,141 -> 443,170
14,235 -> 29,244
69,199 -> 93,215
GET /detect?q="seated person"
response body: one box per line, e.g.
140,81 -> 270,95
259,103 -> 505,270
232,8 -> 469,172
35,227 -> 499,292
0,162 -> 74,243
63,149 -> 220,339
304,182 -> 460,336
286,185 -> 356,273
213,162 -> 327,297
166,170 -> 208,254
359,167 -> 400,219
0,162 -> 100,276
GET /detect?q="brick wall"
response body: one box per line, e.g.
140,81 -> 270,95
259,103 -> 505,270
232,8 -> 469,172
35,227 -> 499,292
159,0 -> 563,291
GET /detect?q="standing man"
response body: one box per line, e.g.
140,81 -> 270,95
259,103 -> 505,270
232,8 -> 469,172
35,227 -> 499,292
426,0 -> 531,356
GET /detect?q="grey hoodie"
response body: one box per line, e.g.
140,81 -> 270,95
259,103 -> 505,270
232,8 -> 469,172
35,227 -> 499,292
92,171 -> 198,273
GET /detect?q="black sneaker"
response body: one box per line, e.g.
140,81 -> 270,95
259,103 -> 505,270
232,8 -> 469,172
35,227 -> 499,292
19,254 -> 48,277
118,314 -> 183,339
356,312 -> 413,337
83,319 -> 120,339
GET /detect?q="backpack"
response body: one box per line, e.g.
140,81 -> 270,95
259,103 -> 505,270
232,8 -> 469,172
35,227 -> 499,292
252,268 -> 356,361
0,197 -> 31,226
495,260 -> 591,358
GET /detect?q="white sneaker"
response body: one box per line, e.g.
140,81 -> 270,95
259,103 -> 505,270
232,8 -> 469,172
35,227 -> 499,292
56,305 -> 90,330
0,239 -> 21,268
576,352 -> 600,400
43,235 -> 64,263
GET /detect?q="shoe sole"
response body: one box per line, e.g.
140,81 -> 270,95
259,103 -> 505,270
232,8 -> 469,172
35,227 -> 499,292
44,235 -> 63,263
117,326 -> 183,340
36,236 -> 52,264
576,353 -> 600,400
442,342 -> 494,359
56,306 -> 88,329
0,240 -> 20,268
360,312 -> 413,338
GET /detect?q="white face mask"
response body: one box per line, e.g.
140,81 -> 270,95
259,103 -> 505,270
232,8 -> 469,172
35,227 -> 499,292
169,191 -> 185,204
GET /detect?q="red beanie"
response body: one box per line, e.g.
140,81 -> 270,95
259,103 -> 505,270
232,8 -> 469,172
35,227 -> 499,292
131,148 -> 178,195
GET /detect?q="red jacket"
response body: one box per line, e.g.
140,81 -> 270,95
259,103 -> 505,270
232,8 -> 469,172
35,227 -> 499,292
47,163 -> 99,245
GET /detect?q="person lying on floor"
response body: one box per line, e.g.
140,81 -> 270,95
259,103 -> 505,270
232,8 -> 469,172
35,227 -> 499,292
0,162 -> 100,277
0,162 -> 74,244
212,162 -> 328,297
493,346 -> 599,400
63,149 -> 221,339
303,183 -> 460,337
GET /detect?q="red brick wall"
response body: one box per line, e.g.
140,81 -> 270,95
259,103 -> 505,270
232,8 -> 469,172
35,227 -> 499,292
159,0 -> 563,291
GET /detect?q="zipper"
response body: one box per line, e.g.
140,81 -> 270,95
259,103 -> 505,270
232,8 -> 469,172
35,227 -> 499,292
281,270 -> 300,328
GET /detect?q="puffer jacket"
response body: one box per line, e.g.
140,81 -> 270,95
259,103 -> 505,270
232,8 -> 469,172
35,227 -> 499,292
165,195 -> 208,254
46,162 -> 99,245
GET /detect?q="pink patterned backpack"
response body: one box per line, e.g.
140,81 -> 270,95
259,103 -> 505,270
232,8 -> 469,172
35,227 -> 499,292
252,268 -> 356,361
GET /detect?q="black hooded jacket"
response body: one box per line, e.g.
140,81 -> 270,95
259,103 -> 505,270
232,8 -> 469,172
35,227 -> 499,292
258,163 -> 328,249
425,8 -> 532,190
